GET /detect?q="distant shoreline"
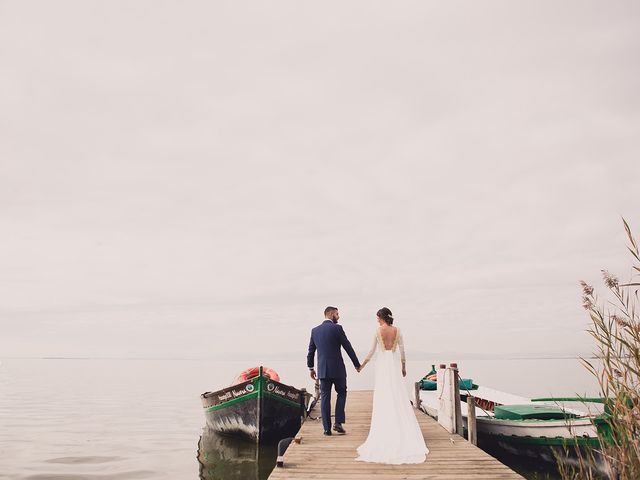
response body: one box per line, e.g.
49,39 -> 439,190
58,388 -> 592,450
1,355 -> 598,361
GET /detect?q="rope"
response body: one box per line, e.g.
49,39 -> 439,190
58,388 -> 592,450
430,368 -> 493,418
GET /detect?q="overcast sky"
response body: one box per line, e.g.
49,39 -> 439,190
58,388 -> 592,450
1,1 -> 639,359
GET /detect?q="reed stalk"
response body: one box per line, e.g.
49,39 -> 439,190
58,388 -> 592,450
557,218 -> 640,479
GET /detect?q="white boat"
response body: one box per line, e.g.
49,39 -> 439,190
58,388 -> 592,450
416,371 -> 607,467
420,385 -> 601,443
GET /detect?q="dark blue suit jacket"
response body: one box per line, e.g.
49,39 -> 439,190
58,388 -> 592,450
307,320 -> 361,379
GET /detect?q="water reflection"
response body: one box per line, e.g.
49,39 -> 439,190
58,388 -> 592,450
197,428 -> 277,480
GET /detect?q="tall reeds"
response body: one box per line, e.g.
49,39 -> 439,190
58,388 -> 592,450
558,218 -> 640,479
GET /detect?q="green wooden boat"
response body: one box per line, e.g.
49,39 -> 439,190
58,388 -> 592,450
200,367 -> 309,444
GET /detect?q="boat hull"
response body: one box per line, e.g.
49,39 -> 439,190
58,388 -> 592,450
201,373 -> 305,443
475,416 -> 598,444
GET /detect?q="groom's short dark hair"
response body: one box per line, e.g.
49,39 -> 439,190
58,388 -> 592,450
324,306 -> 338,316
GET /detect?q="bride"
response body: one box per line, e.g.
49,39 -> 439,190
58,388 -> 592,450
356,307 -> 428,464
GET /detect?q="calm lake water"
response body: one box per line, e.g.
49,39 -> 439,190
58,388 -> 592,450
0,357 -> 599,480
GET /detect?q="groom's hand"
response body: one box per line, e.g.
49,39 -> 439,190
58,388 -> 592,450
309,369 -> 317,380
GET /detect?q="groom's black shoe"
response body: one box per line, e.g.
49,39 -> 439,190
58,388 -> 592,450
333,423 -> 346,434
323,430 -> 332,436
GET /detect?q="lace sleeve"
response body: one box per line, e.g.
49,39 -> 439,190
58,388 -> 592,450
363,332 -> 378,363
398,329 -> 406,363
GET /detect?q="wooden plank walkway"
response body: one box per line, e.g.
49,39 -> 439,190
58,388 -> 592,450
269,390 -> 523,479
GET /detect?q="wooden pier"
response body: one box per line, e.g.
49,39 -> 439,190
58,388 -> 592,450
269,390 -> 523,479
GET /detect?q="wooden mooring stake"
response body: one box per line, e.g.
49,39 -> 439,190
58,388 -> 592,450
437,363 -> 464,435
451,363 -> 464,436
467,395 -> 478,446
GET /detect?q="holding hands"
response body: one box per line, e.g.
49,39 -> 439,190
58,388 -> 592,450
358,362 -> 405,376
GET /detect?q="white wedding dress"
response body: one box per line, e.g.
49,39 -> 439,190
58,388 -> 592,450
356,327 -> 428,464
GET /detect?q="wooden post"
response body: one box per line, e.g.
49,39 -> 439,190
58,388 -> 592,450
436,364 -> 445,398
257,366 -> 263,444
467,396 -> 477,446
450,363 -> 463,436
414,381 -> 421,409
300,388 -> 307,424
438,365 -> 455,433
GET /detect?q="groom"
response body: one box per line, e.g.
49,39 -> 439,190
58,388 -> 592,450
307,306 -> 361,436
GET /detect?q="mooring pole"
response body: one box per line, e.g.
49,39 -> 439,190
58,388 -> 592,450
467,395 -> 477,445
438,364 -> 455,433
450,363 -> 463,436
300,387 -> 307,423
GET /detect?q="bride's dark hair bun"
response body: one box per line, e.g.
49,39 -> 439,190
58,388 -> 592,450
377,307 -> 394,325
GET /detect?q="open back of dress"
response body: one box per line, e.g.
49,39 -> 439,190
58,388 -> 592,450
356,327 -> 429,464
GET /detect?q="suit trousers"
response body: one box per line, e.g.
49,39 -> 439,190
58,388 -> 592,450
319,377 -> 347,431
